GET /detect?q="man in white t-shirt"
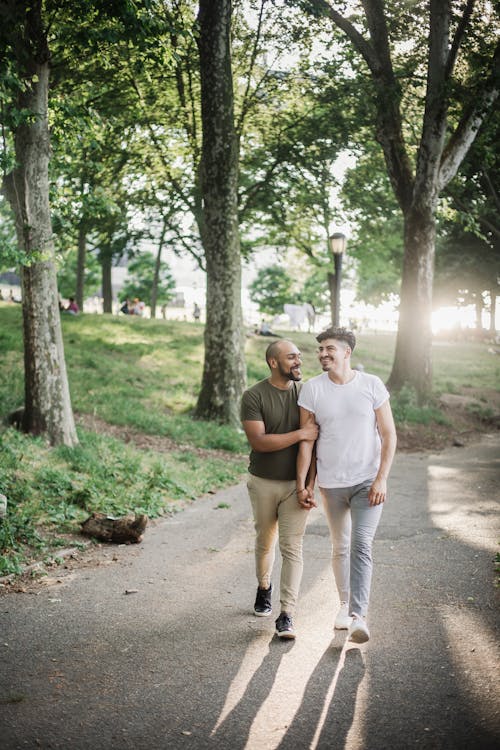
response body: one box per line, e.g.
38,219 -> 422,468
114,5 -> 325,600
297,327 -> 397,643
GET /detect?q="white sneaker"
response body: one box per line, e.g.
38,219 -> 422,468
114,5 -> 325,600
348,615 -> 370,643
334,602 -> 352,630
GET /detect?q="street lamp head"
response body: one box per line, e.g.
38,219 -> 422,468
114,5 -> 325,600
329,232 -> 346,255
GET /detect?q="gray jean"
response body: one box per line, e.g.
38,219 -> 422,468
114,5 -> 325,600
320,480 -> 383,618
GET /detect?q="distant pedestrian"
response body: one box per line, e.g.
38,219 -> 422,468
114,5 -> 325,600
193,303 -> 201,322
240,339 -> 318,640
132,298 -> 145,316
65,297 -> 79,315
257,319 -> 273,336
296,327 -> 397,643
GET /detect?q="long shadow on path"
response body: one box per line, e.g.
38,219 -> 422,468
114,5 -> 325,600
277,643 -> 365,750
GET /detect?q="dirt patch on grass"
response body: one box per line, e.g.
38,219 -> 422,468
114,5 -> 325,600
77,396 -> 499,456
397,387 -> 500,452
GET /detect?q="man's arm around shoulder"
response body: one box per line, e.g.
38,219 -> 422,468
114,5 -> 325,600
242,416 -> 318,454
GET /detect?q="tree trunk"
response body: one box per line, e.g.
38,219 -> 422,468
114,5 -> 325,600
194,0 -> 246,426
101,255 -> 113,313
387,207 -> 435,400
2,0 -> 77,446
490,289 -> 497,334
76,220 -> 86,312
150,219 -> 167,320
474,293 -> 483,331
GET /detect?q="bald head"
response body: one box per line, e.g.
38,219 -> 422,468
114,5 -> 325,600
265,339 -> 293,367
265,339 -> 302,383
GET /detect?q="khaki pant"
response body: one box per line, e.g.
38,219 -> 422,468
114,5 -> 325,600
247,474 -> 309,615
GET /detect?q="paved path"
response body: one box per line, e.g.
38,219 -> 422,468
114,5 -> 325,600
1,435 -> 499,749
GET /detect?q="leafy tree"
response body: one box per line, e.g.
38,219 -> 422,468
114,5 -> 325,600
249,261 -> 330,316
249,265 -> 293,316
120,252 -> 175,309
438,110 -> 500,332
434,226 -> 498,330
238,83 -> 350,324
0,198 -> 17,267
46,0 -> 175,312
56,247 -> 101,301
299,0 -> 499,399
0,0 -> 78,445
341,144 -> 403,305
298,263 -> 330,313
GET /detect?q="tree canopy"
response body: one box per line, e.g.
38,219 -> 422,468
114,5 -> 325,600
0,0 -> 498,437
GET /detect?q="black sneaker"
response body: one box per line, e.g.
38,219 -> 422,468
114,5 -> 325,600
254,585 -> 272,617
275,612 -> 295,639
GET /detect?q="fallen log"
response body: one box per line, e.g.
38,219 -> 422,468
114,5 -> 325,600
80,512 -> 147,544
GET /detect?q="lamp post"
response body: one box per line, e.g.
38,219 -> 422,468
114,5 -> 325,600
328,232 -> 346,327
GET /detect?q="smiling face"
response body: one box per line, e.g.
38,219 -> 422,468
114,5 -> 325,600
317,338 -> 351,374
268,340 -> 303,382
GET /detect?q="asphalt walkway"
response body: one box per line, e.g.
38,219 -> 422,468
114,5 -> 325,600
1,434 -> 499,749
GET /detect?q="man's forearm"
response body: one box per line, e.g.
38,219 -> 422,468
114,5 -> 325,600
306,446 -> 317,488
297,440 -> 314,489
376,431 -> 397,480
249,430 -> 303,453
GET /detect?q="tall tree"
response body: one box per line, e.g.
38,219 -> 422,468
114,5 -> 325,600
301,0 -> 499,398
194,0 -> 246,425
0,0 -> 77,445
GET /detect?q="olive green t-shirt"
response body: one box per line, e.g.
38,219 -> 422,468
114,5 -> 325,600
240,378 -> 302,480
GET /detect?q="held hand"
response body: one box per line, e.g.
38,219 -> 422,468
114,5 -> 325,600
297,486 -> 317,510
300,422 -> 318,442
368,476 -> 387,506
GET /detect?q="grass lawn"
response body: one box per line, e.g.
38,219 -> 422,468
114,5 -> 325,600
0,303 -> 498,577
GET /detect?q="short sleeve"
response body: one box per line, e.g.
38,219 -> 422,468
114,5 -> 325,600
372,376 -> 390,410
240,389 -> 264,422
297,381 -> 316,415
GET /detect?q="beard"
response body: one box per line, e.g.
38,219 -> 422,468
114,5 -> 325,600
279,362 -> 302,381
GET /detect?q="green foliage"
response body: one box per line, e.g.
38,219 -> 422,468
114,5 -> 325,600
390,386 -> 449,426
249,262 -> 330,316
298,264 -> 330,313
56,247 -> 101,299
249,265 -> 293,315
0,198 -> 17,268
120,252 -> 176,306
435,110 -> 500,312
341,145 -> 403,304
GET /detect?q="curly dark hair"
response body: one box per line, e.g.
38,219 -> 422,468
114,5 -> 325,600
316,327 -> 356,352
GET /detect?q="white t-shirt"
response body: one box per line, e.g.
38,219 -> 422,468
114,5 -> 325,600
298,370 -> 389,488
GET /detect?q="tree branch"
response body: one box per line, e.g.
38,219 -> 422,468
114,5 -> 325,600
482,167 -> 500,215
439,42 -> 500,190
310,0 -> 414,210
306,0 -> 380,73
414,0 -> 450,203
444,0 -> 476,81
236,0 -> 266,135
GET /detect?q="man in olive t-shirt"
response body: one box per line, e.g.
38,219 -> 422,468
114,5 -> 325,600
240,339 -> 317,639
